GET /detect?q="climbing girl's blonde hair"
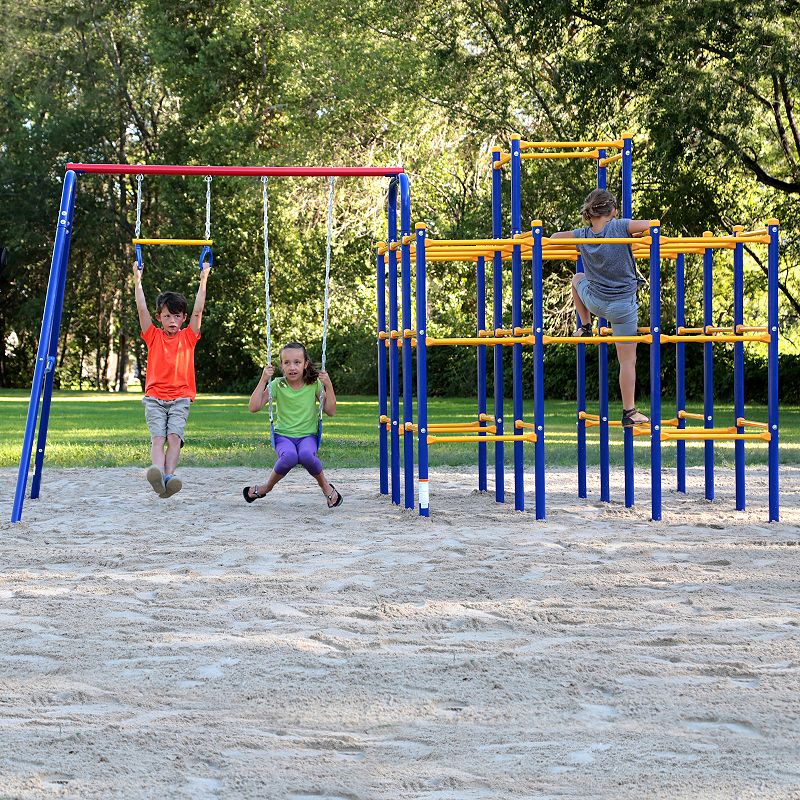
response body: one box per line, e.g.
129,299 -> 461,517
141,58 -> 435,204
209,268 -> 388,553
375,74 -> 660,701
580,189 -> 618,222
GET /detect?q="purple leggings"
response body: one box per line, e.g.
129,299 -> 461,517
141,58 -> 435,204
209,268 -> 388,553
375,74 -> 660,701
273,434 -> 322,477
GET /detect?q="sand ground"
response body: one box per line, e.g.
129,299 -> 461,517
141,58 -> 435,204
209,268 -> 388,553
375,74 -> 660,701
1,465 -> 799,799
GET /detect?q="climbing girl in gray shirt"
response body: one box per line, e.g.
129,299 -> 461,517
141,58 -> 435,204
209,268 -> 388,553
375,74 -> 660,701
551,189 -> 651,428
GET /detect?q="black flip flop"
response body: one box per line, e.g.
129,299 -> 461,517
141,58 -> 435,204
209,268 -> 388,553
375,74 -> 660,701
326,484 -> 343,508
243,485 -> 266,503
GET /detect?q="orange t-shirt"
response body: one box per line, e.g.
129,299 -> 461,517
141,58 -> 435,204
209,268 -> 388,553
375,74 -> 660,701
141,325 -> 200,401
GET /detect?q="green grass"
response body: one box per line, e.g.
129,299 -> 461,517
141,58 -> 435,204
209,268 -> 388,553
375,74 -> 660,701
1,388 -> 798,469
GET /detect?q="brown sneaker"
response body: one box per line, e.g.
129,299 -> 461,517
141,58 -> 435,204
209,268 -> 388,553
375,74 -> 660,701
146,465 -> 166,496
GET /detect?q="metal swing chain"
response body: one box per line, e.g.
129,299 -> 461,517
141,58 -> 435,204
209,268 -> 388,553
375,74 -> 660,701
262,176 -> 274,429
204,176 -> 212,240
319,176 -> 336,423
134,174 -> 144,238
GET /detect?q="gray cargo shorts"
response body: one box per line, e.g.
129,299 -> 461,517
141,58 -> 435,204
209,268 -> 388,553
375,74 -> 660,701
142,396 -> 191,445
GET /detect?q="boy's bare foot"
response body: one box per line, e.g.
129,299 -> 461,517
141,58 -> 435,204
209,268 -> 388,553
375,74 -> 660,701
163,476 -> 183,498
146,465 -> 166,496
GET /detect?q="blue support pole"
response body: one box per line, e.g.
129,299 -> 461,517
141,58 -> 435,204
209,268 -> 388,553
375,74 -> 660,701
532,222 -> 546,519
576,254 -> 587,499
649,221 -> 663,521
399,175 -> 414,510
30,200 -> 75,500
596,150 -> 610,503
476,255 -> 488,492
621,133 -> 633,218
510,135 -> 525,511
491,148 -> 505,503
767,219 -> 780,522
733,228 -> 745,511
703,238 -> 715,502
377,247 -> 388,496
675,252 -> 686,493
387,182 -> 401,505
12,170 -> 77,523
415,223 -> 430,517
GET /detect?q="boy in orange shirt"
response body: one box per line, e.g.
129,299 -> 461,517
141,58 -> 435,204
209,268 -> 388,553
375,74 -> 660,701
133,260 -> 210,497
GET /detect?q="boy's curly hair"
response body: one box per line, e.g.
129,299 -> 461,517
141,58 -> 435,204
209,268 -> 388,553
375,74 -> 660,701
580,189 -> 618,222
155,291 -> 188,316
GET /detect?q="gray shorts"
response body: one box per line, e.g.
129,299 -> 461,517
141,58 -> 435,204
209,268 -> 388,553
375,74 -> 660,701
577,280 -> 640,336
142,396 -> 191,444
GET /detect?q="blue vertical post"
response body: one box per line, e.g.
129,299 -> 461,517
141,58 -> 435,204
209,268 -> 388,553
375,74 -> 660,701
532,222 -> 545,519
30,196 -> 75,500
510,135 -> 525,510
618,140 -> 635,507
767,219 -> 780,522
491,148 -> 505,503
415,223 -> 430,517
399,174 -> 414,510
377,246 -> 389,496
649,221 -> 662,521
621,133 -> 633,218
702,235 -> 715,502
675,252 -> 686,493
576,256 -> 587,498
733,227 -> 745,511
476,255 -> 488,492
596,150 -> 610,503
387,182 -> 401,505
12,170 -> 77,523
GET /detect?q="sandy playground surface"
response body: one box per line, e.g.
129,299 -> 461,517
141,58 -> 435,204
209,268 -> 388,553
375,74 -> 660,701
0,465 -> 799,799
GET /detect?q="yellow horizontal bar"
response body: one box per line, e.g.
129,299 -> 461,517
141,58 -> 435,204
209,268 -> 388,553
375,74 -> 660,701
598,153 -> 623,167
521,151 -> 599,160
678,411 -> 705,421
132,238 -> 213,246
737,418 -> 769,429
515,420 -> 536,430
660,432 -> 771,441
426,336 -> 534,346
492,152 -> 512,169
660,334 -> 771,344
425,236 -> 527,247
543,335 -> 653,345
661,235 -> 770,245
428,433 -> 537,444
544,236 -> 652,245
599,326 -> 650,335
520,139 -> 623,150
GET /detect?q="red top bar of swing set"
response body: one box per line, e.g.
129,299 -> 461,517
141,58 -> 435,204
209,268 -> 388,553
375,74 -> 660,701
65,163 -> 405,178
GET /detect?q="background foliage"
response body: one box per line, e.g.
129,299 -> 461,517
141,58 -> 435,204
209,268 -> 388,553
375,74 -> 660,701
1,0 -> 798,399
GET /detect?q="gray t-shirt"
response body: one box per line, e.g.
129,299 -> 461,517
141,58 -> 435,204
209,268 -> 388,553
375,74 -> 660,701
573,217 -> 638,301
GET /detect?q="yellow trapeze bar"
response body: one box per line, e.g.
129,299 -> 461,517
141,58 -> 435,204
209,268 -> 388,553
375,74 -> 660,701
132,238 -> 213,246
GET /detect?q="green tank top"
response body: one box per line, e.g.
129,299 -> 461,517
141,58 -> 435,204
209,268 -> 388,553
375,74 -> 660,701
269,378 -> 321,437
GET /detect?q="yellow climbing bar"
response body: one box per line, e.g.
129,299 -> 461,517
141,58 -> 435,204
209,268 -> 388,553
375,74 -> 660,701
427,433 -> 537,444
520,139 -> 624,150
521,151 -> 599,160
660,334 -> 771,344
543,334 -> 653,345
426,336 -> 534,347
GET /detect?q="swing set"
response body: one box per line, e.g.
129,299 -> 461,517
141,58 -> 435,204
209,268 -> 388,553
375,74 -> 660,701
11,162 -> 404,523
